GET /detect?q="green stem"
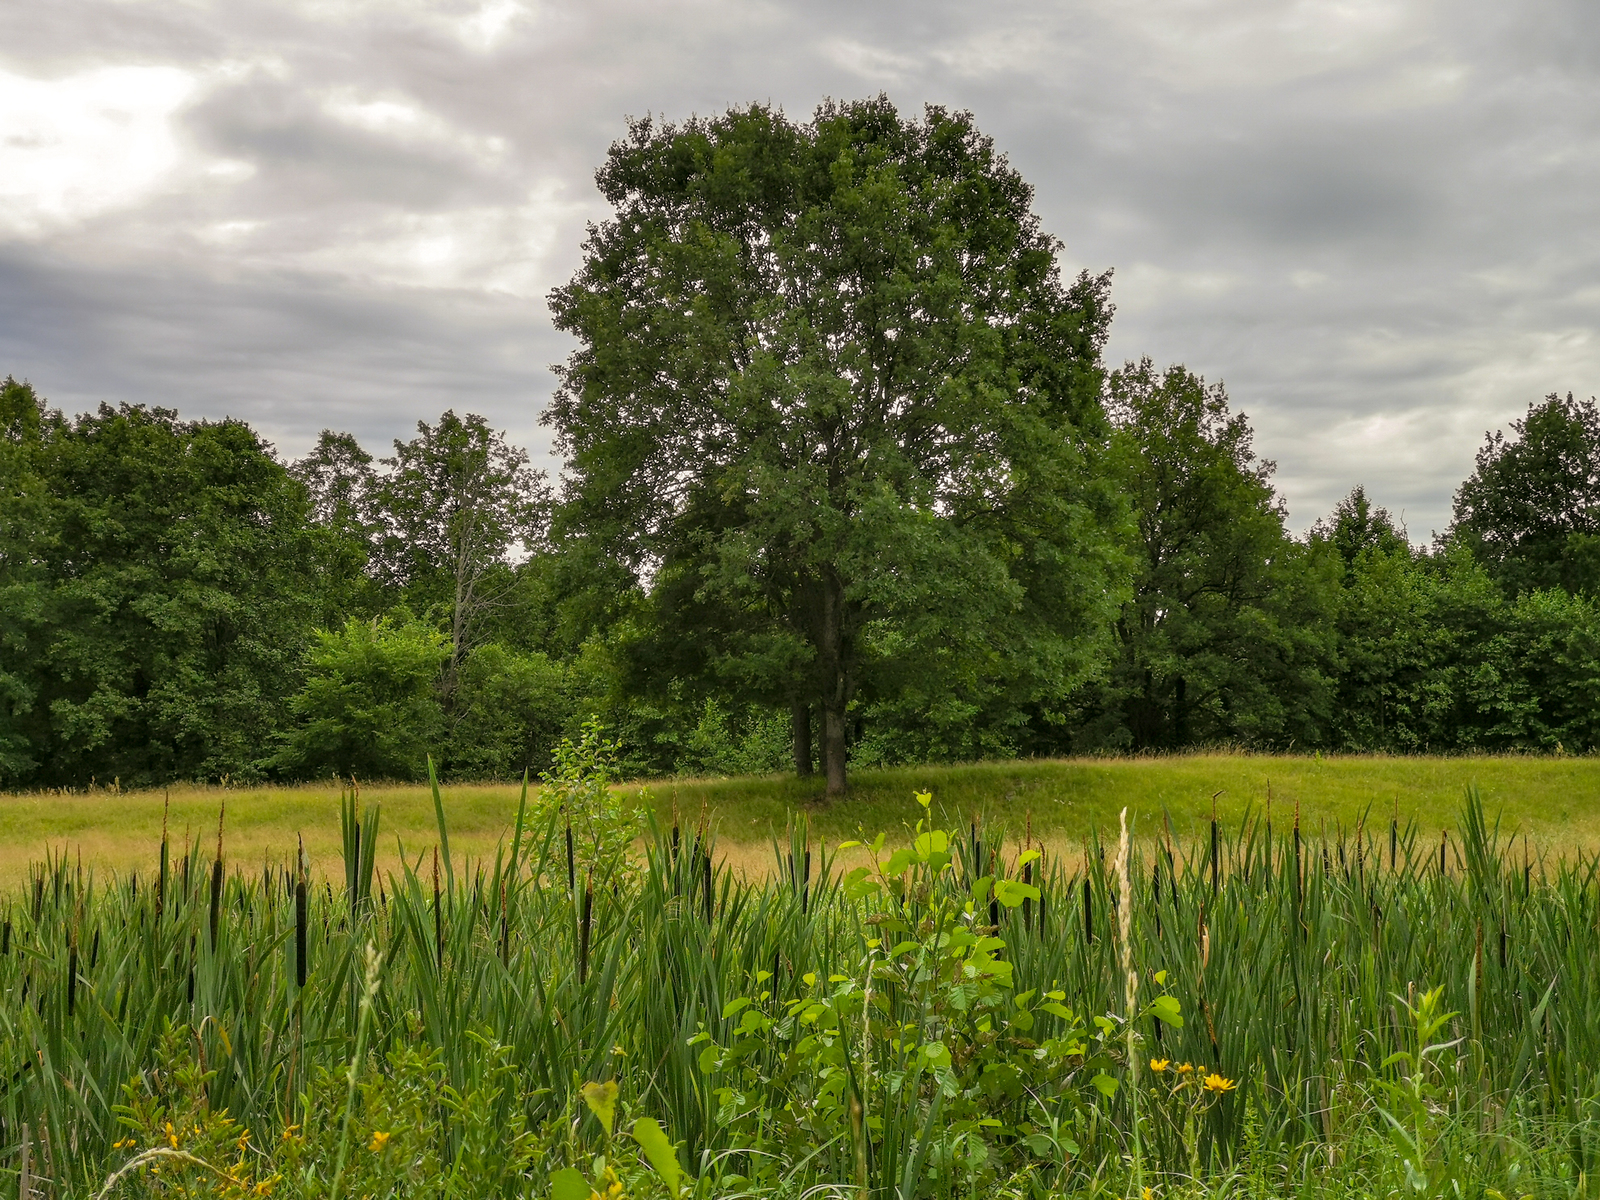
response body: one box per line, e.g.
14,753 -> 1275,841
330,945 -> 380,1200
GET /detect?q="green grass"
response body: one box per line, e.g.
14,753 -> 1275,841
8,774 -> 1600,1197
650,750 -> 1600,844
5,752 -> 1600,884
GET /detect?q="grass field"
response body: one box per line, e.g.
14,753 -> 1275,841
11,759 -> 1600,1196
4,752 -> 1600,883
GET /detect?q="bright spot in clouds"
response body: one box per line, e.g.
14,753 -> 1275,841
0,65 -> 196,234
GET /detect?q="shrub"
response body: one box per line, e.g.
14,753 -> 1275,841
270,613 -> 446,781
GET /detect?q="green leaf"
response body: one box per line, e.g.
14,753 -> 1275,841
633,1118 -> 683,1197
1149,995 -> 1184,1027
722,997 -> 750,1019
580,1080 -> 618,1137
550,1167 -> 591,1200
994,879 -> 1040,909
1024,1133 -> 1055,1157
1091,1072 -> 1119,1098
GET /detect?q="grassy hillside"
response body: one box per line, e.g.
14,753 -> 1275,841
3,752 -> 1599,883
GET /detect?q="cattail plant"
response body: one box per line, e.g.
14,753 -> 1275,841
209,804 -> 225,952
295,837 -> 308,991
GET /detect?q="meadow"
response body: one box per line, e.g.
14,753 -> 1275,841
6,754 -> 1600,1197
7,752 -> 1600,885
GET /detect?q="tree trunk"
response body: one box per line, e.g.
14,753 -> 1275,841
791,702 -> 814,777
818,573 -> 849,798
822,701 -> 848,798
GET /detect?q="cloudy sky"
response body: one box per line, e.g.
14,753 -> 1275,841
2,0 -> 1597,539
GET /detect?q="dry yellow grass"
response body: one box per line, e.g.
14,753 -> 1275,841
5,752 -> 1600,885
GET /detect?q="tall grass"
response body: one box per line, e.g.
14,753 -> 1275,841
4,784 -> 1600,1195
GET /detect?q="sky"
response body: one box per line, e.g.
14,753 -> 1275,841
2,0 -> 1597,540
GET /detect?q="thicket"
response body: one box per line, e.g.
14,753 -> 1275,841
7,781 -> 1600,1198
6,376 -> 1600,793
4,99 -> 1600,791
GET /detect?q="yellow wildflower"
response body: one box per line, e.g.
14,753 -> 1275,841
254,1180 -> 276,1197
1176,1062 -> 1194,1074
1143,1188 -> 1157,1200
237,1129 -> 251,1151
282,1124 -> 300,1142
1149,1058 -> 1169,1073
113,1136 -> 136,1150
368,1130 -> 391,1153
1203,1073 -> 1236,1093
166,1122 -> 179,1148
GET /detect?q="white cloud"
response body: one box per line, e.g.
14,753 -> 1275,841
823,39 -> 918,83
281,181 -> 583,296
321,86 -> 509,159
0,65 -> 197,235
454,0 -> 529,50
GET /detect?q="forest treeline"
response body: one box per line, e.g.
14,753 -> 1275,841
4,98 -> 1600,791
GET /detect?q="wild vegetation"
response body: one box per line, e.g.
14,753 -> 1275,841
6,102 -> 1600,798
5,751 -> 1600,1197
5,93 -> 1600,1193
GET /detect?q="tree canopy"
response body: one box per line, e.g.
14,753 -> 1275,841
0,392 -> 322,785
1085,360 -> 1334,749
1452,392 -> 1600,595
546,98 -> 1127,794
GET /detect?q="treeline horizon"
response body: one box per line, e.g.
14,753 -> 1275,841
4,371 -> 1597,792
4,98 -> 1600,794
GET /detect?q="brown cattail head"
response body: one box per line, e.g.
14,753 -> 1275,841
209,857 -> 224,951
294,877 -> 308,990
578,869 -> 594,984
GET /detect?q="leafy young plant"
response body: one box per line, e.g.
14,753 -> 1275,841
692,792 -> 1183,1197
1375,985 -> 1465,1197
541,717 -> 644,881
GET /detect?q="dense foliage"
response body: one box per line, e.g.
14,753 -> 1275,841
546,99 -> 1127,795
3,101 -> 1600,790
8,785 -> 1600,1198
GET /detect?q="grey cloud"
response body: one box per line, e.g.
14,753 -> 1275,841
1,0 -> 1597,539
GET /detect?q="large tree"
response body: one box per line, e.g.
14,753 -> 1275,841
369,411 -> 548,700
1451,392 -> 1600,595
0,397 -> 323,785
546,98 -> 1126,795
1083,359 -> 1335,749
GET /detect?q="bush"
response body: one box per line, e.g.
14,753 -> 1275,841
444,642 -> 570,780
271,614 -> 446,781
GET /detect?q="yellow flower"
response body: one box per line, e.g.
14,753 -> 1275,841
1203,1073 -> 1236,1093
1149,1058 -> 1169,1073
254,1180 -> 276,1197
1143,1188 -> 1157,1200
166,1122 -> 179,1149
281,1124 -> 300,1142
368,1130 -> 391,1153
1176,1062 -> 1194,1074
237,1129 -> 251,1151
113,1136 -> 136,1150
